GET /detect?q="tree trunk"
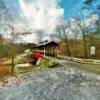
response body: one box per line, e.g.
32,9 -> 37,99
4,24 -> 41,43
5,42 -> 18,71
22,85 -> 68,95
63,27 -> 71,57
65,38 -> 71,57
79,23 -> 87,59
11,55 -> 14,75
82,32 -> 87,58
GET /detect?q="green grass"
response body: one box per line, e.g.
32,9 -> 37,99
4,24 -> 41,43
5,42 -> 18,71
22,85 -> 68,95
68,61 -> 100,75
40,58 -> 58,68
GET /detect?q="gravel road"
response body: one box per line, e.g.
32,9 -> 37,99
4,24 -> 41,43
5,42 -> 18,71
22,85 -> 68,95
0,60 -> 100,100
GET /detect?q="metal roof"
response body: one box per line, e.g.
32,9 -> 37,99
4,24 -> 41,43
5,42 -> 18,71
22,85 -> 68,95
33,41 -> 58,48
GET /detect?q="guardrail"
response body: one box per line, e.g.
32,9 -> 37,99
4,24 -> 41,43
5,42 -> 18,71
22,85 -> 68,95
58,55 -> 100,65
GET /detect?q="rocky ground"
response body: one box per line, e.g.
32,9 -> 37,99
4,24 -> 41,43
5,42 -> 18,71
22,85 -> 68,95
0,60 -> 100,100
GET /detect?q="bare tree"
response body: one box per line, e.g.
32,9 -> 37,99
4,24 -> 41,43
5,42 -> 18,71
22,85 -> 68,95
7,24 -> 23,74
79,21 -> 88,58
70,18 -> 79,41
83,0 -> 99,58
7,25 -> 16,74
73,16 -> 88,58
58,25 -> 71,57
36,30 -> 45,43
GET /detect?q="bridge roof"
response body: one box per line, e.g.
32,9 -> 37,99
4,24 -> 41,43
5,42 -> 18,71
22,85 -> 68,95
33,41 -> 58,48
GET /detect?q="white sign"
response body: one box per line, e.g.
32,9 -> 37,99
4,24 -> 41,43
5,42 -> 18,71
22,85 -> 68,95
90,46 -> 96,55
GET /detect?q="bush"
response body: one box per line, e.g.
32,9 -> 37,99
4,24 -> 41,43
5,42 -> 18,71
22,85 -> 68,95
40,59 -> 58,68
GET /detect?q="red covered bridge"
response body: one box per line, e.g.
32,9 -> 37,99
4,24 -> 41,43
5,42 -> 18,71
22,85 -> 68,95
33,41 -> 59,57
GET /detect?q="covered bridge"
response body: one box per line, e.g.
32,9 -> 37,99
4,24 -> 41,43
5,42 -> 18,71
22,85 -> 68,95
33,41 -> 59,57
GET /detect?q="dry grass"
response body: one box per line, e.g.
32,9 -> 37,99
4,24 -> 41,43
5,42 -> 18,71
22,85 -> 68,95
0,64 -> 11,80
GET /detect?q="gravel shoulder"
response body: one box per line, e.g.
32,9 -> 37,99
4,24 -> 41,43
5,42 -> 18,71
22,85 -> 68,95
65,60 -> 100,75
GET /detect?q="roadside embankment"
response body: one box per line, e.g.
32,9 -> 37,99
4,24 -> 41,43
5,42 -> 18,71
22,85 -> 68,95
57,55 -> 100,75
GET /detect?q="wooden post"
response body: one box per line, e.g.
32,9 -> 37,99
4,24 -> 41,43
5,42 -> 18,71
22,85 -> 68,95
44,46 -> 46,57
53,46 -> 55,57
